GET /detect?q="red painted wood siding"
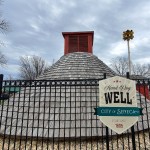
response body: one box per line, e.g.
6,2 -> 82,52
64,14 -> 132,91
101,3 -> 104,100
62,31 -> 94,55
136,84 -> 150,100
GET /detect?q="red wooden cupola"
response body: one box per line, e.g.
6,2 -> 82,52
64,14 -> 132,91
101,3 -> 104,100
62,31 -> 94,55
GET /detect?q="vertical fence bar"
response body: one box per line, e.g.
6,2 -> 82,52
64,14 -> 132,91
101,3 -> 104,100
80,83 -> 82,150
75,82 -> 77,150
47,81 -> 52,149
103,73 -> 109,150
58,82 -> 61,150
7,80 -> 17,150
13,80 -> 21,150
95,81 -> 99,150
63,82 -> 66,150
136,80 -> 142,150
19,81 -> 27,149
85,84 -> 88,150
2,80 -> 11,150
147,79 -> 150,138
0,74 -> 3,128
24,80 -> 32,150
126,72 -> 136,150
90,81 -> 93,150
69,83 -> 71,150
0,74 -> 3,97
142,80 -> 147,149
42,81 -> 46,150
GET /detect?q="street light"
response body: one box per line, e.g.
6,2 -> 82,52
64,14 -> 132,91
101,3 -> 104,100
123,30 -> 134,75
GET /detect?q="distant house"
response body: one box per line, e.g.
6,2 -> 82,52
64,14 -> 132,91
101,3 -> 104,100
3,86 -> 20,94
130,75 -> 150,100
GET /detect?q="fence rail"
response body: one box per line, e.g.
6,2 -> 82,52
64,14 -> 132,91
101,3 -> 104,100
0,74 -> 150,150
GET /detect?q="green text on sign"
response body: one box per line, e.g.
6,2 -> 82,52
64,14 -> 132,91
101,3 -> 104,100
94,107 -> 143,116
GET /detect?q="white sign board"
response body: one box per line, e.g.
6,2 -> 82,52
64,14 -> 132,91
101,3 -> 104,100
96,76 -> 142,134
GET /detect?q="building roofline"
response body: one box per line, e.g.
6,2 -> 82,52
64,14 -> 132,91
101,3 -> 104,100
62,31 -> 94,37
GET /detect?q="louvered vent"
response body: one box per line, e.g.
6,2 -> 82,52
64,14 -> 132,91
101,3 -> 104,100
69,35 -> 78,53
62,31 -> 94,55
68,35 -> 88,53
79,35 -> 88,52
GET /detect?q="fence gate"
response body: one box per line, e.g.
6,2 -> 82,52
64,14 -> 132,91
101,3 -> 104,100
0,74 -> 150,150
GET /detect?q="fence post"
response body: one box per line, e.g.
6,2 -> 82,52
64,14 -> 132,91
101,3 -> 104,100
126,72 -> 136,150
104,73 -> 109,150
0,74 -> 3,97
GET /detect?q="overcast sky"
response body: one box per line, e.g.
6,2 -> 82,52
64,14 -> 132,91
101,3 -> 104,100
0,0 -> 150,79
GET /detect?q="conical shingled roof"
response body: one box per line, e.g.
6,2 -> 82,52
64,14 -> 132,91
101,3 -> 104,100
38,52 -> 116,80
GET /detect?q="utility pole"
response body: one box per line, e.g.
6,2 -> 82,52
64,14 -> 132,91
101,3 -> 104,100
123,30 -> 134,75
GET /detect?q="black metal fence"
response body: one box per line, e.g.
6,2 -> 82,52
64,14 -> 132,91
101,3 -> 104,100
0,74 -> 150,150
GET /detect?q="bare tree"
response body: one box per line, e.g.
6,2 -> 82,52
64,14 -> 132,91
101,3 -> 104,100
110,56 -> 150,77
19,55 -> 49,80
0,51 -> 7,66
0,19 -> 9,33
0,0 -> 9,66
110,57 -> 128,76
132,63 -> 150,77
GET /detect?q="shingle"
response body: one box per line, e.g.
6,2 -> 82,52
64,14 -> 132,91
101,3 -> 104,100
37,52 -> 116,80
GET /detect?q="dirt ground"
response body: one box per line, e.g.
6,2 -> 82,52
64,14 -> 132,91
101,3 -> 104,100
0,131 -> 149,150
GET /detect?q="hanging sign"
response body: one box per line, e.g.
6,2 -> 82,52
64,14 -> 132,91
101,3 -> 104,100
94,76 -> 143,134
